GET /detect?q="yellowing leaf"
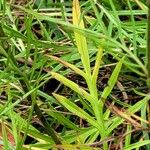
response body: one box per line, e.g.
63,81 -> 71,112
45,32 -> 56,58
73,0 -> 84,28
73,0 -> 91,76
92,47 -> 103,86
50,71 -> 92,103
46,54 -> 86,78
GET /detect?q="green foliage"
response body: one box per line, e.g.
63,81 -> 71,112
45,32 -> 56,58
0,0 -> 150,149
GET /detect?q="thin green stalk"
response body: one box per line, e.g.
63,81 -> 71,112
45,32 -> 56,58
16,91 -> 36,150
141,104 -> 150,149
125,125 -> 131,147
34,103 -> 61,144
147,0 -> 150,87
127,0 -> 137,55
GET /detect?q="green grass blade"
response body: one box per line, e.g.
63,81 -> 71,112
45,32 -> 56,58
46,55 -> 86,78
92,47 -> 103,86
50,71 -> 92,103
45,109 -> 81,131
124,140 -> 150,150
53,93 -> 103,131
100,57 -> 124,103
73,0 -> 91,76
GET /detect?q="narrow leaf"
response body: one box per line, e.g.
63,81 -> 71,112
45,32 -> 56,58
45,109 -> 80,131
100,57 -> 124,101
73,0 -> 91,76
50,71 -> 92,103
124,140 -> 150,150
53,93 -> 102,130
46,55 -> 86,78
92,47 -> 103,85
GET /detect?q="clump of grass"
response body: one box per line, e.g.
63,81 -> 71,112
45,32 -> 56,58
0,0 -> 150,150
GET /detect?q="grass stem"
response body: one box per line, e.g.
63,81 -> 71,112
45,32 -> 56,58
147,0 -> 150,87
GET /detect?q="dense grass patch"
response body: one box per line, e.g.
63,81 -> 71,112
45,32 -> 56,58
0,0 -> 150,149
